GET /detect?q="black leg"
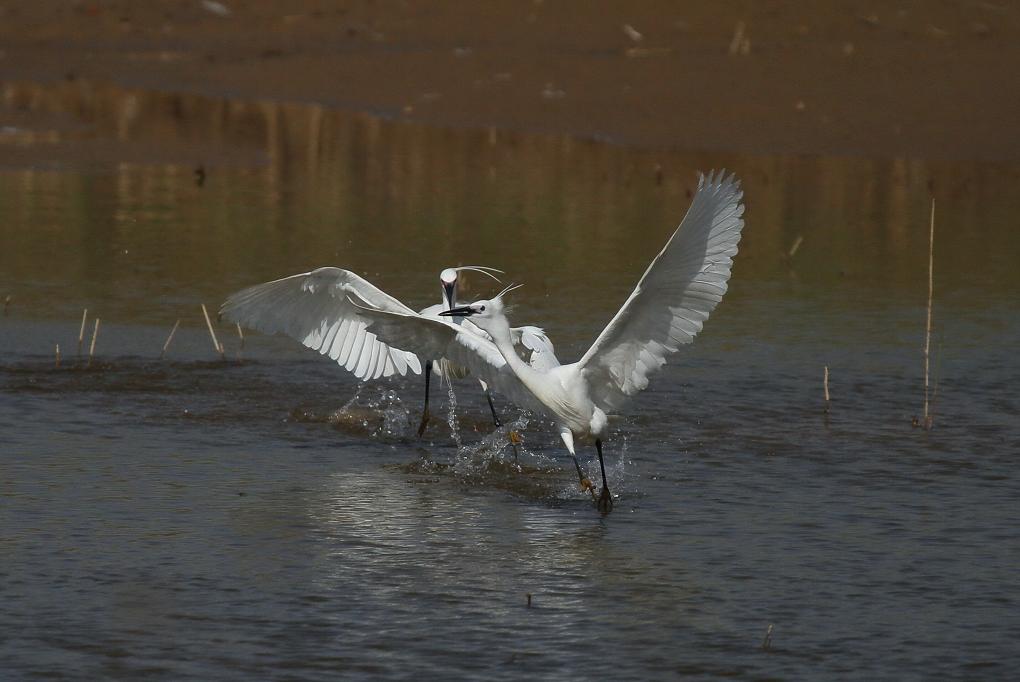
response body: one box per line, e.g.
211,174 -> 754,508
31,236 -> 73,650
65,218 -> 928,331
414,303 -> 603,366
485,389 -> 502,427
416,360 -> 433,438
595,438 -> 613,512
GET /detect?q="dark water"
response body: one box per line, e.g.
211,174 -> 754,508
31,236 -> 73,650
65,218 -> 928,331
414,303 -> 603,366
2,81 -> 1019,679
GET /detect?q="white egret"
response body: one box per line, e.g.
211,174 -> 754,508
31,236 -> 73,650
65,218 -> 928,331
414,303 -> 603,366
350,171 -> 745,511
219,265 -> 557,434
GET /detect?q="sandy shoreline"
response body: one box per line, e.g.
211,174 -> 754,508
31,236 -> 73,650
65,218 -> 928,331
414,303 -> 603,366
2,1 -> 1019,160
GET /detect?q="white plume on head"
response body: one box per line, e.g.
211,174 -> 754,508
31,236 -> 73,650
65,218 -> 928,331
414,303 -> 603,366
454,266 -> 504,283
494,282 -> 523,300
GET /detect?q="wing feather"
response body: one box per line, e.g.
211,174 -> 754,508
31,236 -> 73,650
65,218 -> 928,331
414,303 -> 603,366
220,267 -> 422,378
329,319 -> 351,362
323,320 -> 342,359
510,325 -> 561,372
345,326 -> 368,374
578,171 -> 745,411
338,320 -> 359,365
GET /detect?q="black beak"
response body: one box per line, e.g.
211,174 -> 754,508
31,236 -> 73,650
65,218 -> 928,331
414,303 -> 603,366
440,305 -> 475,317
442,280 -> 456,309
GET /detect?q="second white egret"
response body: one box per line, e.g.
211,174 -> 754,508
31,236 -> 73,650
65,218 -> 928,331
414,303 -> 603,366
220,265 -> 557,434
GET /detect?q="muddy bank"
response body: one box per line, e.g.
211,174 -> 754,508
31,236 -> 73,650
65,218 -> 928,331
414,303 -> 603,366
1,0 -> 1018,160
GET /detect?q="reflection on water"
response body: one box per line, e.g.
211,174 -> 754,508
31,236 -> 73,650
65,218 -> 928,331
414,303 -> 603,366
3,79 -> 1019,333
2,80 -> 1019,679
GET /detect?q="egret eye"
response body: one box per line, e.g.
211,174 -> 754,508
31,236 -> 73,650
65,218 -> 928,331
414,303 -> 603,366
479,305 -> 486,312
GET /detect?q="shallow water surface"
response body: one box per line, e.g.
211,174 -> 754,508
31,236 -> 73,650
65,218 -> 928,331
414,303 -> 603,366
2,82 -> 1019,679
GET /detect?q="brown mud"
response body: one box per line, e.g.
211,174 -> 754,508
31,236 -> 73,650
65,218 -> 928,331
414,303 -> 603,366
2,0 -> 1018,160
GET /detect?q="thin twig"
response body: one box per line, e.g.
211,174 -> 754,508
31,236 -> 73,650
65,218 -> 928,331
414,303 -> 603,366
161,319 -> 180,359
234,323 -> 245,361
922,199 -> 935,429
823,365 -> 830,413
3,294 -> 11,316
87,318 -> 100,368
78,308 -> 88,355
761,623 -> 774,651
201,304 -> 225,360
728,21 -> 749,55
788,234 -> 804,258
55,343 -> 61,368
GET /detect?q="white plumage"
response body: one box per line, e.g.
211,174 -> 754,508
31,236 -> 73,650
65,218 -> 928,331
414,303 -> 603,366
354,171 -> 746,511
219,268 -> 421,380
220,265 -> 558,432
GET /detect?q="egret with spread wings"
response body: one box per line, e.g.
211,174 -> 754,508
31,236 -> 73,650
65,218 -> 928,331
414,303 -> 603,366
219,266 -> 557,434
354,171 -> 745,511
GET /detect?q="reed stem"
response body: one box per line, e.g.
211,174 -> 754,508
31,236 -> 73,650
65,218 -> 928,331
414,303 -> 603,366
823,365 -> 830,413
161,319 -> 180,359
87,318 -> 100,368
922,199 -> 935,429
78,308 -> 88,355
201,304 -> 225,359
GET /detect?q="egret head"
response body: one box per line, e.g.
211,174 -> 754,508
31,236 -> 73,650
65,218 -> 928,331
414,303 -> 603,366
439,283 -> 521,333
439,268 -> 459,309
438,265 -> 504,310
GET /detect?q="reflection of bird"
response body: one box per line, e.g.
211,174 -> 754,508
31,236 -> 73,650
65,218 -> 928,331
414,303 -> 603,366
219,266 -> 557,434
353,172 -> 745,512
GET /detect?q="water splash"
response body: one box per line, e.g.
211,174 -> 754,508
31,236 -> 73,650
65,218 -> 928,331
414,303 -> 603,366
377,388 -> 411,438
452,411 -> 533,473
445,382 -> 462,450
337,384 -> 363,414
326,384 -> 412,439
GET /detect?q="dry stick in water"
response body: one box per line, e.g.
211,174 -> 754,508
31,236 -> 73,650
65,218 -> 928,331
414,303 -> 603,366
87,318 -> 100,368
55,344 -> 61,368
922,199 -> 935,429
788,234 -> 804,258
78,308 -> 88,355
201,304 -> 225,360
3,294 -> 11,315
823,365 -> 831,413
728,20 -> 749,55
761,623 -> 774,651
161,319 -> 181,359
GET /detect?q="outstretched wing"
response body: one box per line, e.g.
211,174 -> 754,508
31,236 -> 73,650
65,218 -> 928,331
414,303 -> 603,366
578,171 -> 745,411
353,303 -> 547,412
220,267 -> 422,379
511,326 -> 561,372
